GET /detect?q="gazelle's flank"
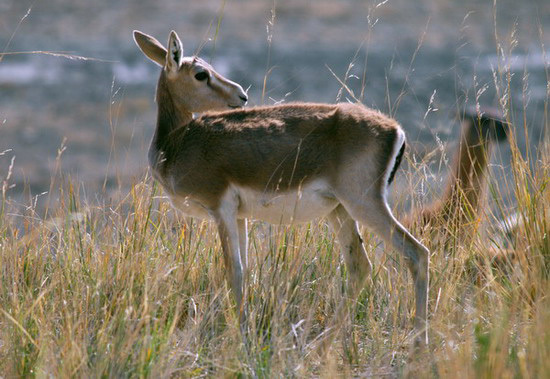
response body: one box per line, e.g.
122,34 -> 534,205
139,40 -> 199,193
134,30 -> 430,344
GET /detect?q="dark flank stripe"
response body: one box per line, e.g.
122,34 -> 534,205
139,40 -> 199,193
387,140 -> 405,185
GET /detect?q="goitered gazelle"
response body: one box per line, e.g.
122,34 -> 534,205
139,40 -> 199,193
134,30 -> 430,345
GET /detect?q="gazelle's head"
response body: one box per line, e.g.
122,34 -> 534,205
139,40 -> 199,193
463,107 -> 508,143
134,30 -> 248,113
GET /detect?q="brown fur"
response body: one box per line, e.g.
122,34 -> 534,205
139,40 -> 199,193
405,109 -> 508,230
154,90 -> 401,210
403,108 -> 515,279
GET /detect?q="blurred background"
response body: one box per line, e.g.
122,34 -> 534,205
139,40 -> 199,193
0,0 -> 548,209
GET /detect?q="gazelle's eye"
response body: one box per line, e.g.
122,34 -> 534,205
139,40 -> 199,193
194,72 -> 209,81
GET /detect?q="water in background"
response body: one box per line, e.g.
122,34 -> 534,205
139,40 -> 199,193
0,0 -> 548,210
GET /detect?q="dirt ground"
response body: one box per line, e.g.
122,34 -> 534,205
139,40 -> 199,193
0,0 -> 548,208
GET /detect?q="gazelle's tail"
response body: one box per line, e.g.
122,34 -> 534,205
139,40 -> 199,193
387,140 -> 405,185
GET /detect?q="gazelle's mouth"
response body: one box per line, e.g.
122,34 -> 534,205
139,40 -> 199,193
227,104 -> 242,109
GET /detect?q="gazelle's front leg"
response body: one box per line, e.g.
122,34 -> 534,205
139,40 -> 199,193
237,219 -> 248,270
212,204 -> 244,313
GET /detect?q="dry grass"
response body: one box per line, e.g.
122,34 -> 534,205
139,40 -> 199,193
1,2 -> 549,377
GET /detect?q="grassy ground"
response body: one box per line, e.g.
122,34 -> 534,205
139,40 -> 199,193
0,115 -> 548,377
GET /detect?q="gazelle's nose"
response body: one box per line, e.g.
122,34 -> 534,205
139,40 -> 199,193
230,81 -> 248,107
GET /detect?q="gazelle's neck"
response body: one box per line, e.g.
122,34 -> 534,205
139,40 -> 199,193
155,73 -> 193,137
441,120 -> 491,217
150,73 -> 193,166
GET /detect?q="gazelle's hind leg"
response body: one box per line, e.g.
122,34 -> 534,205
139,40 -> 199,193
327,205 -> 372,297
337,192 -> 429,345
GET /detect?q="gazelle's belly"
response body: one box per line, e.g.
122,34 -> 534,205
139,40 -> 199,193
168,195 -> 212,219
165,180 -> 339,224
234,180 -> 338,224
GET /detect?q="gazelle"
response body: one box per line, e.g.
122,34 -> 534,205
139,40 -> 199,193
134,30 -> 430,344
404,108 -> 508,233
405,109 -> 513,274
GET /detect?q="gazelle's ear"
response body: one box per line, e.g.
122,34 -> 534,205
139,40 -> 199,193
166,30 -> 183,74
133,30 -> 167,67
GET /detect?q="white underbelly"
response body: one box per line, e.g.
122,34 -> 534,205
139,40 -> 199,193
168,195 -> 211,219
165,180 -> 339,224
235,181 -> 338,224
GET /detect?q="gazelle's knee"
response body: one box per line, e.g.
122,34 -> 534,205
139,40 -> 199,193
410,241 -> 429,274
345,240 -> 371,273
412,242 -> 429,266
346,258 -> 370,289
403,239 -> 429,280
